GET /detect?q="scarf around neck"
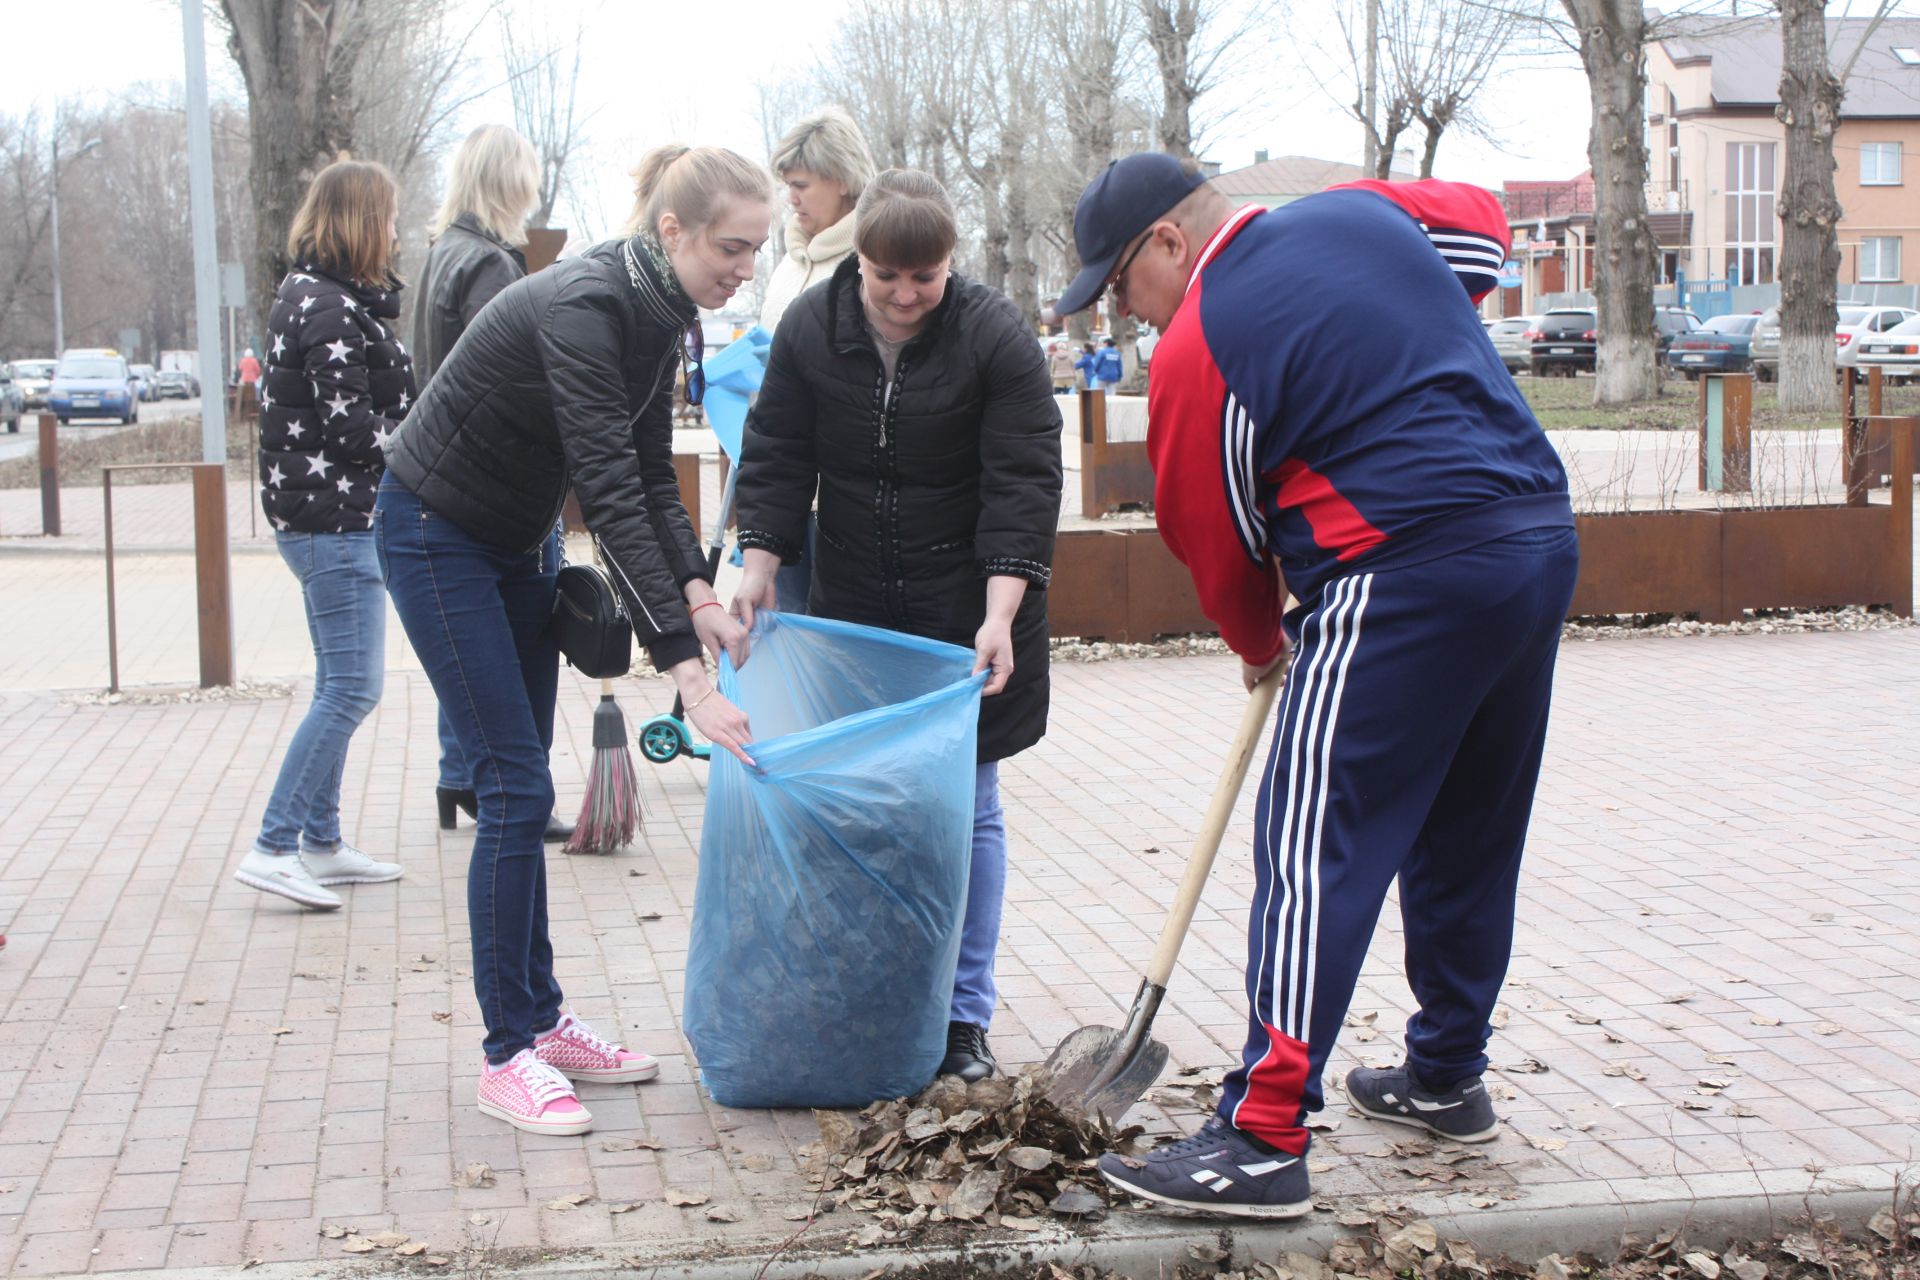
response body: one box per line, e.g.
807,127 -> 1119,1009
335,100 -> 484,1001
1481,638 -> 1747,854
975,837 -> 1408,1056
787,211 -> 857,266
622,232 -> 699,330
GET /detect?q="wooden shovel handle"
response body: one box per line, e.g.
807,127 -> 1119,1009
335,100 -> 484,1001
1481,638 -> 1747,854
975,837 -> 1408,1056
1143,670 -> 1282,988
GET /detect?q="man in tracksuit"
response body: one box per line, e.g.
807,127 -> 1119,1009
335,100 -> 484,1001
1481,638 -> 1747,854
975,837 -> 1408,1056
1057,154 -> 1578,1218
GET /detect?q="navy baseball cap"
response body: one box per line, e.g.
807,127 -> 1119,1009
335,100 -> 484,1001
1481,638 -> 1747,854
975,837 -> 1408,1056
1056,153 -> 1210,316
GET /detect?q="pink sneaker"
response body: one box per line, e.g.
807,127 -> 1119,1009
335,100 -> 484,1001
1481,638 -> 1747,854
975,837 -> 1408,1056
535,1012 -> 659,1084
476,1049 -> 593,1135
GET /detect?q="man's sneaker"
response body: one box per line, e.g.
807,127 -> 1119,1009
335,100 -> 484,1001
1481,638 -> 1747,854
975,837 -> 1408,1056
300,841 -> 404,886
1345,1064 -> 1500,1142
477,1048 -> 593,1135
1098,1117 -> 1312,1219
938,1021 -> 997,1083
534,1012 -> 658,1084
234,849 -> 341,910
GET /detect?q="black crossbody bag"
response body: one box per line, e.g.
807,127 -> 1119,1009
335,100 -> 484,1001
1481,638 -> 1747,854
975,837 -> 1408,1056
549,347 -> 682,679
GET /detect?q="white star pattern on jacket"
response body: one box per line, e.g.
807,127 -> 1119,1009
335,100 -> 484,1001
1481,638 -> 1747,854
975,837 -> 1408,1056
306,453 -> 334,478
271,333 -> 286,358
325,393 -> 352,419
267,463 -> 285,488
285,419 -> 304,440
371,423 -> 391,450
335,475 -> 354,494
299,295 -> 316,312
397,388 -> 409,410
324,339 -> 352,364
258,385 -> 271,410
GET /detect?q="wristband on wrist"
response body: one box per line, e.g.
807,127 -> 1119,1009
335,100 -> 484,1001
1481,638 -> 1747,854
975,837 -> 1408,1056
685,685 -> 718,714
691,600 -> 723,617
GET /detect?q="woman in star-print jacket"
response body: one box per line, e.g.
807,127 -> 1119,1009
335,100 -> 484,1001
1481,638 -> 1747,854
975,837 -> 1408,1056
232,159 -> 416,914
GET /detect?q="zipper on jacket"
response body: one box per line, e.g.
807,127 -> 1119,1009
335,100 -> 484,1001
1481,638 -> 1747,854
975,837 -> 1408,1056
873,353 -> 911,627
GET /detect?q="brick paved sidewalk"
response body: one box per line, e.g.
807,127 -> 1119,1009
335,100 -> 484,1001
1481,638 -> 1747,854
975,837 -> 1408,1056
0,633 -> 1917,1276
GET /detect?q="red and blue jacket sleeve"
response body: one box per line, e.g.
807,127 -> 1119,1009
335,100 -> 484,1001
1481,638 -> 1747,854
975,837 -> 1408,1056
1145,295 -> 1289,667
1327,178 -> 1510,304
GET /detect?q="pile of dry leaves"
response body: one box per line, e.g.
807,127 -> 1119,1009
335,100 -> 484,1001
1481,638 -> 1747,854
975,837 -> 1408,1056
803,1065 -> 1144,1243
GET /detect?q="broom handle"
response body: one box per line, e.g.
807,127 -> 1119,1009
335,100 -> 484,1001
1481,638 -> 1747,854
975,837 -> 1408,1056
601,678 -> 614,698
1143,672 -> 1281,989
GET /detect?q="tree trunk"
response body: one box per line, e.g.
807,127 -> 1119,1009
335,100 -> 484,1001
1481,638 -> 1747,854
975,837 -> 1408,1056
1141,0 -> 1198,158
1776,0 -> 1842,412
1565,0 -> 1660,404
1418,122 -> 1443,178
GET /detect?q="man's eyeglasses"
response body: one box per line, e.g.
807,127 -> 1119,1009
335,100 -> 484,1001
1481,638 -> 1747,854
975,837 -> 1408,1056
1103,229 -> 1154,303
682,326 -> 705,407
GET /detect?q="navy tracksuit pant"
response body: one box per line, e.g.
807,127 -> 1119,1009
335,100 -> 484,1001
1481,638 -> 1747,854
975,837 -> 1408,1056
1217,526 -> 1580,1155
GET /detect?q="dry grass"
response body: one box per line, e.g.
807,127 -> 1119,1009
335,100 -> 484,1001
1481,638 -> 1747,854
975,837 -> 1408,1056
0,414 -> 256,489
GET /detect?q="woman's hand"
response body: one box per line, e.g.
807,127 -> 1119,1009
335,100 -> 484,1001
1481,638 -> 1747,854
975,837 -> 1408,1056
973,618 -> 1015,696
691,602 -> 750,670
731,547 -> 783,631
672,659 -> 755,767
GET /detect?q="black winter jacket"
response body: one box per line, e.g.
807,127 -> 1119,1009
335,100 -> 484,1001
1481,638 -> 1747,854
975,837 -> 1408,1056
259,263 -> 415,533
385,237 -> 709,671
410,213 -> 526,386
736,257 -> 1063,762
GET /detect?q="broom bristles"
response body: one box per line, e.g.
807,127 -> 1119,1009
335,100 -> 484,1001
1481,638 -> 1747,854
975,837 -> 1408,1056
566,695 -> 640,854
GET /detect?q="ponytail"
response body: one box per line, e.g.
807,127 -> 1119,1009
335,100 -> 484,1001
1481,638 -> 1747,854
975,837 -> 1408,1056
622,144 -> 772,239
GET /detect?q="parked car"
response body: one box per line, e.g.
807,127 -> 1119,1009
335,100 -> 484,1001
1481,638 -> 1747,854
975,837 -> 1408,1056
48,349 -> 138,424
0,364 -> 22,432
1853,312 -> 1920,384
1835,304 -> 1918,368
1750,308 -> 1781,381
10,358 -> 55,408
1528,309 -> 1597,376
1666,312 -> 1761,376
152,370 -> 197,400
1488,315 -> 1540,372
128,363 -> 157,401
1653,305 -> 1703,362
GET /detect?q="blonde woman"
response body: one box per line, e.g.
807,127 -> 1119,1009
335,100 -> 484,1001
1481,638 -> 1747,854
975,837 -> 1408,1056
380,145 -> 771,1135
759,106 -> 877,332
410,124 -> 572,842
233,160 -> 414,911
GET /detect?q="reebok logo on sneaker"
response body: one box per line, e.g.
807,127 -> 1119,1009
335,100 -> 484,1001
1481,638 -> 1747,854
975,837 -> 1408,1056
1098,1120 -> 1312,1219
1409,1096 -> 1466,1111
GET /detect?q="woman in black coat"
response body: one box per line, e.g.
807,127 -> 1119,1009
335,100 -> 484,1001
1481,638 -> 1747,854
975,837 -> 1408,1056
408,123 -> 573,843
731,168 -> 1064,1085
378,144 -> 770,1137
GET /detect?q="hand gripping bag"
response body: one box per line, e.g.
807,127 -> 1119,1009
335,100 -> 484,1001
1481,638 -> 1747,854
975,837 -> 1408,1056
683,612 -> 986,1108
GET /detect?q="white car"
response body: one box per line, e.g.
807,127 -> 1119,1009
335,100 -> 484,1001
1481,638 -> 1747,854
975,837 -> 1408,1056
1853,312 -> 1920,384
1834,304 -> 1918,368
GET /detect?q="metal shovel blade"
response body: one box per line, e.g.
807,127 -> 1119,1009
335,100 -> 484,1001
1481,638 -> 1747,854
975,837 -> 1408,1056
1041,1025 -> 1170,1126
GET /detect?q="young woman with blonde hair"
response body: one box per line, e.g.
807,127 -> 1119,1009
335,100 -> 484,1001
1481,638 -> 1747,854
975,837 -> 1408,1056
410,124 -> 575,842
379,143 -> 772,1135
233,158 -> 415,911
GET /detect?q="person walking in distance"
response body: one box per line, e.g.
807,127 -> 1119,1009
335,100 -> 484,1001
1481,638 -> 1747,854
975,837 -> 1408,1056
232,160 -> 414,910
379,144 -> 769,1135
1093,336 -> 1125,395
1056,154 -> 1577,1218
410,123 -> 574,845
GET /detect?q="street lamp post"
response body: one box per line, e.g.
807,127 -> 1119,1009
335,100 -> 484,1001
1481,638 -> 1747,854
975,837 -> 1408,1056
50,133 -> 103,355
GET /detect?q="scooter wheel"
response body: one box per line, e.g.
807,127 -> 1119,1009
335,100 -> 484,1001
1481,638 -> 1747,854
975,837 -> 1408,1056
639,720 -> 687,764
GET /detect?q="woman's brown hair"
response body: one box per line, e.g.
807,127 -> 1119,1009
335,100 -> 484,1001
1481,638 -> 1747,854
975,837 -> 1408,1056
286,159 -> 401,286
853,169 -> 957,269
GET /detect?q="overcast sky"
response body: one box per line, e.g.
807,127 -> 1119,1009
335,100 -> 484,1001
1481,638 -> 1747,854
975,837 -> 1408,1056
8,0 -> 1917,240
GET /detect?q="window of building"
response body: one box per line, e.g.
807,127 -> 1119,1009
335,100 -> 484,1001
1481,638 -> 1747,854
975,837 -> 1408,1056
1861,142 -> 1902,185
1893,46 -> 1920,66
1860,237 -> 1902,283
1724,142 -> 1776,286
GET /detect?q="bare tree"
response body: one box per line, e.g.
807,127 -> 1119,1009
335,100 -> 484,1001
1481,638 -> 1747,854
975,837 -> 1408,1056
501,4 -> 589,229
1391,0 -> 1550,178
1775,0 -> 1845,412
1136,0 -> 1277,159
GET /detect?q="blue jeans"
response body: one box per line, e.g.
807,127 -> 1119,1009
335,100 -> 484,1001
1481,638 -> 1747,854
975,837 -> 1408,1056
375,476 -> 563,1064
950,762 -> 1007,1030
255,531 -> 385,854
437,709 -> 467,789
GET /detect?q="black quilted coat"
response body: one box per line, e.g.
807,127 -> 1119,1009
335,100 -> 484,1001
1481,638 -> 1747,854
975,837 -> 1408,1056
258,263 -> 415,533
735,257 -> 1063,762
384,237 -> 709,672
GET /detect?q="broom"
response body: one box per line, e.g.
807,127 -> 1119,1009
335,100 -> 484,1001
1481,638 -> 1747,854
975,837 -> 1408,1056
565,678 -> 640,854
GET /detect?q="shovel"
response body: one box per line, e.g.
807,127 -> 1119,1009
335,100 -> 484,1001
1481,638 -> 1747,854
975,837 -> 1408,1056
1041,670 -> 1281,1124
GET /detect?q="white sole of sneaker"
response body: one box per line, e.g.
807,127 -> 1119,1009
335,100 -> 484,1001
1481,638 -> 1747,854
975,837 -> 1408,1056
1347,1099 -> 1501,1143
550,1060 -> 660,1085
1100,1168 -> 1313,1220
234,869 -> 341,910
308,869 -> 405,886
477,1098 -> 593,1136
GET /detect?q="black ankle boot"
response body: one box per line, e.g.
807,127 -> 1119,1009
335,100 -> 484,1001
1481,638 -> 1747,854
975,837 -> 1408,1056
436,787 -> 478,830
938,1021 -> 997,1083
543,813 -> 575,843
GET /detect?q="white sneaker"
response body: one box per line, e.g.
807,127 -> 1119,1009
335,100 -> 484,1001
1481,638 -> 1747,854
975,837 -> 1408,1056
234,849 -> 342,910
300,841 -> 403,885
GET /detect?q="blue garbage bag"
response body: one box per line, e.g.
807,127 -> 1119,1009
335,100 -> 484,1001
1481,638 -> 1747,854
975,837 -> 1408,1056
683,612 -> 986,1108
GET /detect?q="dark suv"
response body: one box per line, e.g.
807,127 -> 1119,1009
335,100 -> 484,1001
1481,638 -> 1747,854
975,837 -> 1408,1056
1653,306 -> 1703,361
1529,309 -> 1597,377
